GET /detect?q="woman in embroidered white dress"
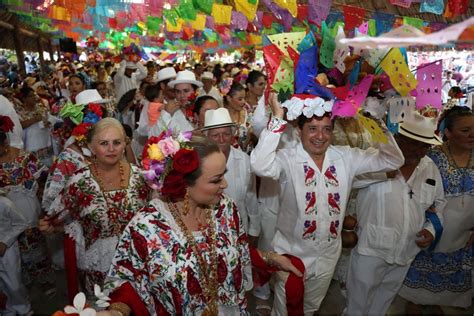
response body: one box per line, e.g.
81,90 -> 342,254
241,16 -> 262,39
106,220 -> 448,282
99,133 -> 300,316
42,118 -> 149,297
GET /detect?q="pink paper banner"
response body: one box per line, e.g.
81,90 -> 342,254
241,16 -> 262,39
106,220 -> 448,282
416,60 -> 442,109
332,75 -> 374,118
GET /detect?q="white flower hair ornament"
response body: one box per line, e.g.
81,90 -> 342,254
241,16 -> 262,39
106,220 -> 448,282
282,95 -> 334,121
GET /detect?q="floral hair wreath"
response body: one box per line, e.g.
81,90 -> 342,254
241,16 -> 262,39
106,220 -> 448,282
142,129 -> 199,201
59,102 -> 104,146
0,115 -> 14,133
282,94 -> 334,121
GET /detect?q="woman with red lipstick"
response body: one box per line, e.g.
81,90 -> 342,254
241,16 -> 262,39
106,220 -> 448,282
43,118 -> 149,298
97,133 -> 300,316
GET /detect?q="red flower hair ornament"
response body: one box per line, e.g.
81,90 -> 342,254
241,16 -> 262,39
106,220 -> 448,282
142,128 -> 198,201
0,115 -> 14,133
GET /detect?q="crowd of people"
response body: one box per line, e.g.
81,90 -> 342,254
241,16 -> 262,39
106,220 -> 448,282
0,53 -> 472,316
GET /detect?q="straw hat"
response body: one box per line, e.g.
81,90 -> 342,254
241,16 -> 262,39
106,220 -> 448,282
156,67 -> 177,83
75,89 -> 106,105
125,61 -> 138,70
201,71 -> 214,80
168,70 -> 203,88
398,111 -> 442,145
200,108 -> 237,131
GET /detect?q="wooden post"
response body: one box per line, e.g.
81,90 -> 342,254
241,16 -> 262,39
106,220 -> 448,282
48,39 -> 55,62
11,16 -> 26,76
37,37 -> 46,73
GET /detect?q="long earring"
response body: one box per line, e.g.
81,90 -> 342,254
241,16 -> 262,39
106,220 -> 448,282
183,190 -> 190,216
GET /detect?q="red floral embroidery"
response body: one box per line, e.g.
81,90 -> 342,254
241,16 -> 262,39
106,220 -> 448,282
131,228 -> 149,261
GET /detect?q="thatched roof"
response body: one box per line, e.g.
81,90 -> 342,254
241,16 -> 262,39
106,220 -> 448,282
0,11 -> 52,52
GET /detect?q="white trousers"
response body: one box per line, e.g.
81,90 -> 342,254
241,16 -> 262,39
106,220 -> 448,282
345,252 -> 410,315
253,194 -> 279,301
0,242 -> 31,316
271,267 -> 333,315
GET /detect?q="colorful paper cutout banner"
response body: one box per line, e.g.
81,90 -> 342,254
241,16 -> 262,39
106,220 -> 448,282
380,48 -> 418,97
415,60 -> 442,109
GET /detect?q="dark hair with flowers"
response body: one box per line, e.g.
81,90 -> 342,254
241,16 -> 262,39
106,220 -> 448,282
142,130 -> 219,201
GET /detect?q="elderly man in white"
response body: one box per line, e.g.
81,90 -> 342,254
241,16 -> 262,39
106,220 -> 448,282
197,71 -> 223,106
201,108 -> 259,236
345,112 -> 446,315
250,93 -> 405,315
149,70 -> 203,136
114,60 -> 148,100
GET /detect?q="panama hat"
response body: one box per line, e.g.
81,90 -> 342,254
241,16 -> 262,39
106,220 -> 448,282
398,111 -> 442,145
201,71 -> 214,80
168,70 -> 203,88
200,108 -> 237,131
75,89 -> 106,105
125,61 -> 138,69
156,67 -> 177,83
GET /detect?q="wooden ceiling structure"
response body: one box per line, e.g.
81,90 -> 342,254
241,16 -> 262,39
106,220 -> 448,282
0,10 -> 56,75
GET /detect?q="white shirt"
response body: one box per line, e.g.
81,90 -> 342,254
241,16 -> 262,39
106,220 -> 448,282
250,119 -> 404,274
0,95 -> 24,149
114,61 -> 148,101
197,86 -> 223,106
224,147 -> 259,236
149,109 -> 194,136
0,195 -> 28,248
353,156 -> 446,265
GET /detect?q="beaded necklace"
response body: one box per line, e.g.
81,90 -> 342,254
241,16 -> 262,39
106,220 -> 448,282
92,161 -> 130,234
168,202 -> 219,316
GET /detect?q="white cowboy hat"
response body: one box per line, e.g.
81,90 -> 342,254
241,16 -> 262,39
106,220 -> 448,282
200,108 -> 237,131
168,70 -> 203,88
156,67 -> 177,83
75,89 -> 106,105
125,61 -> 138,69
201,71 -> 214,80
398,111 -> 442,145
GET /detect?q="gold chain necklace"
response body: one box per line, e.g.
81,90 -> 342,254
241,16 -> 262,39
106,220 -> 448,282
92,161 -> 129,234
92,160 -> 127,190
168,202 -> 219,316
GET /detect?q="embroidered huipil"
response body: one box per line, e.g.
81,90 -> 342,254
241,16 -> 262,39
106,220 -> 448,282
49,165 -> 149,293
105,195 -> 251,315
250,117 -> 404,275
353,156 -> 446,265
43,148 -> 88,213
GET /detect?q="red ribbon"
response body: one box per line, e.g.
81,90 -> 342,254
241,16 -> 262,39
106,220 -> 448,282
64,235 -> 79,303
250,248 -> 306,315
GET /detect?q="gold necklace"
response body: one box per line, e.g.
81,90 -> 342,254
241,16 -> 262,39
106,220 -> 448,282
168,202 -> 219,315
92,161 -> 127,190
92,161 -> 130,234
